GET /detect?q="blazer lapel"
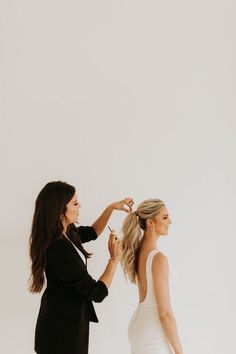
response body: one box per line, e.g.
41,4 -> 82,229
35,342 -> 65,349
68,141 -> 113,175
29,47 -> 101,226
64,238 -> 87,269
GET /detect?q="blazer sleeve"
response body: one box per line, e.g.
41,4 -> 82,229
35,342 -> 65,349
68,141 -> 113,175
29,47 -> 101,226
77,226 -> 98,243
47,241 -> 108,303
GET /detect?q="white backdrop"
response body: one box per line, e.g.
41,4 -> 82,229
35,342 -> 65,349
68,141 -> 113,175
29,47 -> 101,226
1,1 -> 236,353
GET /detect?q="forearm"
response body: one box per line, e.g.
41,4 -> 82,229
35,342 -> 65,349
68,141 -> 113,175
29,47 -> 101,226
159,312 -> 183,354
99,259 -> 118,289
91,205 -> 113,236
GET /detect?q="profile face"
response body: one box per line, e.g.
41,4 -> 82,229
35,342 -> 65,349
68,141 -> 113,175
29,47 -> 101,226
64,193 -> 81,225
153,206 -> 172,236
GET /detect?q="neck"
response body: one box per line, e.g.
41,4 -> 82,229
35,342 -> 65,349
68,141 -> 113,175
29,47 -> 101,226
62,224 -> 69,238
142,231 -> 160,250
62,220 -> 68,235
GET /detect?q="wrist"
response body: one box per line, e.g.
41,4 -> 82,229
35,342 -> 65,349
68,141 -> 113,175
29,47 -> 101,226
175,349 -> 183,354
108,257 -> 119,264
107,204 -> 114,212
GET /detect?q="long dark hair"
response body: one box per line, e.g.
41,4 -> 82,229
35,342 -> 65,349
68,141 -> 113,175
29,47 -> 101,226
29,181 -> 91,293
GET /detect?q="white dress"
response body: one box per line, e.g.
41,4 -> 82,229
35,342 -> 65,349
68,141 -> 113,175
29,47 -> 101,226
128,249 -> 174,354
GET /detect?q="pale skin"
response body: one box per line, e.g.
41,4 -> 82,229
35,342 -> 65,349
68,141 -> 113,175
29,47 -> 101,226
61,193 -> 134,289
137,206 -> 183,354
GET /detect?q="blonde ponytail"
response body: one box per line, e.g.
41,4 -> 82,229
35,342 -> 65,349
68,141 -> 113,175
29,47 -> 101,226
121,212 -> 142,283
121,199 -> 165,284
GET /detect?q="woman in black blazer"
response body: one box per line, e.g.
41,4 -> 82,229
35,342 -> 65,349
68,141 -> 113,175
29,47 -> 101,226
29,181 -> 133,354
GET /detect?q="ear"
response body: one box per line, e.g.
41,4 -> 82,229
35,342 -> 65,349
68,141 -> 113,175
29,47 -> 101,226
146,218 -> 155,229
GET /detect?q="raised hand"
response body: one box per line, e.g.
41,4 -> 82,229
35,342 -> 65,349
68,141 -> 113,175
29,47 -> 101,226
110,197 -> 134,213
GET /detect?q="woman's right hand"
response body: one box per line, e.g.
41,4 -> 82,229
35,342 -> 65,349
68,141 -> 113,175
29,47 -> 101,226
99,230 -> 122,288
108,230 -> 122,263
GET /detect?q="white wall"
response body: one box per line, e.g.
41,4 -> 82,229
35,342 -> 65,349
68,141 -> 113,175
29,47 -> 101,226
1,1 -> 235,353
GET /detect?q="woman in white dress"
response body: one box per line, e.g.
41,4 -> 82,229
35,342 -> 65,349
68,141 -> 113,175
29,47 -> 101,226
121,199 -> 183,354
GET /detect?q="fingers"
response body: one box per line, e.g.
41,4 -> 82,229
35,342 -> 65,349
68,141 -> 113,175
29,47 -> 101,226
120,206 -> 130,213
108,230 -> 121,259
107,227 -> 120,242
124,197 -> 134,212
117,241 -> 122,258
108,230 -> 118,248
127,198 -> 134,211
108,230 -> 115,244
111,197 -> 134,213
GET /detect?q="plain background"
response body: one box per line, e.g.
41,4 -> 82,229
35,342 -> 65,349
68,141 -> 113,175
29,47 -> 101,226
1,1 -> 236,353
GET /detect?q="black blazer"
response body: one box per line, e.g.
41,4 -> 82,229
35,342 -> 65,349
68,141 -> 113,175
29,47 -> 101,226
35,226 -> 108,354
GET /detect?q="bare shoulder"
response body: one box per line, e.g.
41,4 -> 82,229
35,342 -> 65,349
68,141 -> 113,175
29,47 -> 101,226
152,252 -> 169,274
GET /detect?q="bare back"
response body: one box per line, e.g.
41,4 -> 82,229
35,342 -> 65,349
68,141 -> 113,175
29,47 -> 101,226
137,248 -> 158,303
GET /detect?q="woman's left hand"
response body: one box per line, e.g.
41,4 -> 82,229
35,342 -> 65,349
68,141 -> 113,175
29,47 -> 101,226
110,198 -> 134,213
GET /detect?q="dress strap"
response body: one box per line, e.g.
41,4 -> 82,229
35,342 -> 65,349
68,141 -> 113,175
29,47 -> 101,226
146,249 -> 161,280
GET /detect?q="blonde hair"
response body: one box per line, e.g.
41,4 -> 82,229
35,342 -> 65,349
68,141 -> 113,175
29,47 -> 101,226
121,199 -> 165,284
